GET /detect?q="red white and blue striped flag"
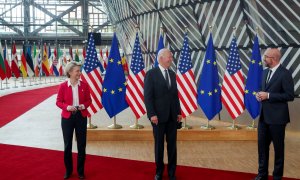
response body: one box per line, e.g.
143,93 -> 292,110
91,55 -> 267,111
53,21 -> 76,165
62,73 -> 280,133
81,33 -> 103,116
221,37 -> 245,119
176,33 -> 198,118
125,33 -> 146,119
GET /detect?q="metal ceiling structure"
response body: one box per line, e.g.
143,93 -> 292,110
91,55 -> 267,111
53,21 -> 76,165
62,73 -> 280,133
102,0 -> 300,96
0,0 -> 112,45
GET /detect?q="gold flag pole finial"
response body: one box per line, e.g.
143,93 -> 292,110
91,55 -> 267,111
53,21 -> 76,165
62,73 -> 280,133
184,25 -> 188,33
233,26 -> 237,37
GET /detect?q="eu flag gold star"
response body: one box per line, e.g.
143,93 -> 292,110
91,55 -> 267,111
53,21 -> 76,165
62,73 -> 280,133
252,91 -> 256,95
124,82 -> 127,86
251,60 -> 255,64
213,61 -> 217,66
103,88 -> 107,92
259,61 -> 262,66
111,90 -> 115,94
117,61 -> 121,65
206,60 -> 210,64
208,92 -> 212,96
214,89 -> 218,93
109,58 -> 114,63
200,90 -> 204,94
118,88 -> 122,92
245,89 -> 249,94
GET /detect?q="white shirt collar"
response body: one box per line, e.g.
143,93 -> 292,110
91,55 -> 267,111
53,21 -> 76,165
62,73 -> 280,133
269,63 -> 280,73
158,64 -> 168,73
67,79 -> 81,87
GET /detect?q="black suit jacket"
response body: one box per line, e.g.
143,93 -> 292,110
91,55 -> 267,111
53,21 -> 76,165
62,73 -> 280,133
260,65 -> 294,125
144,67 -> 181,123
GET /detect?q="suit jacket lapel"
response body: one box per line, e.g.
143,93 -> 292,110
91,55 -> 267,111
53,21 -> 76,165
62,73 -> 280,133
168,69 -> 175,89
156,68 -> 168,89
262,69 -> 268,90
266,65 -> 282,90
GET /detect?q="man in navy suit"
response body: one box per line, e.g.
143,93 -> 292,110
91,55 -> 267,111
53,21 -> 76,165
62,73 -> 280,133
144,48 -> 182,180
255,48 -> 294,180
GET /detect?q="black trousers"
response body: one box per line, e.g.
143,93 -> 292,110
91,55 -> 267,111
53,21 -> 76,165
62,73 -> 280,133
152,117 -> 177,177
258,120 -> 286,180
61,111 -> 87,176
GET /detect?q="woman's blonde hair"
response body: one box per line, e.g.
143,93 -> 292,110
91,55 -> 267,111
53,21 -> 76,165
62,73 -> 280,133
65,61 -> 82,78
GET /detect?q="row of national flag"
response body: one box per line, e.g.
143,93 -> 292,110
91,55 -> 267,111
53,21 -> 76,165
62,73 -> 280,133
81,32 -> 263,122
0,41 -> 126,80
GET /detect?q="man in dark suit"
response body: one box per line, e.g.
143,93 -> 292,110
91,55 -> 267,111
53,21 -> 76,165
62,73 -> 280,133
255,48 -> 294,180
144,48 -> 182,180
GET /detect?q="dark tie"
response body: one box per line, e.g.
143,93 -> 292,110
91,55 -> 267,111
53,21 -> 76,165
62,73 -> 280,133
266,70 -> 272,84
164,69 -> 170,89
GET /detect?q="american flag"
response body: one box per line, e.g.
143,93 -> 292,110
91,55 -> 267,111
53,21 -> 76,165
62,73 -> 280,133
125,33 -> 146,119
176,33 -> 198,118
221,37 -> 245,119
81,33 -> 103,116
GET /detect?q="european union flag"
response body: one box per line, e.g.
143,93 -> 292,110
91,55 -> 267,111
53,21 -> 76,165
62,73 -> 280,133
102,33 -> 129,118
197,33 -> 222,120
245,35 -> 263,119
154,34 -> 164,67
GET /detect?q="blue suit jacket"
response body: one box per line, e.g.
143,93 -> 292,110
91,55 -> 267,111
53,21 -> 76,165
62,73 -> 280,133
260,65 -> 294,125
144,67 -> 181,123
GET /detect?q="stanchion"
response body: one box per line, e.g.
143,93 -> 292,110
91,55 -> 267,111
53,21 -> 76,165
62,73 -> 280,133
13,77 -> 18,88
34,77 -> 39,85
246,120 -> 257,130
4,78 -> 10,89
39,76 -> 43,84
87,117 -> 97,129
108,116 -> 122,129
181,118 -> 192,130
130,119 -> 144,129
0,79 -> 5,90
201,119 -> 215,130
227,120 -> 241,130
21,77 -> 26,87
29,77 -> 33,86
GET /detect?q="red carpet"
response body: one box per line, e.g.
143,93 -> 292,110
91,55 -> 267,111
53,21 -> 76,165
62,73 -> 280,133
0,85 -> 59,127
0,144 -> 298,180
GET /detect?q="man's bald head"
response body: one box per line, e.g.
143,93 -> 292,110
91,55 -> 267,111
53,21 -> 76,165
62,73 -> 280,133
264,48 -> 281,68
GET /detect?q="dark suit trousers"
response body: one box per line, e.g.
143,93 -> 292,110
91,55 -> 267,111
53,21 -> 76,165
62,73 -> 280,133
258,120 -> 286,180
61,111 -> 87,175
152,117 -> 177,177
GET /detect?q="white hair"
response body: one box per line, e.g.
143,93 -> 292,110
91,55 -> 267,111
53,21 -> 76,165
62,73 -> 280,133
65,61 -> 82,78
157,48 -> 170,62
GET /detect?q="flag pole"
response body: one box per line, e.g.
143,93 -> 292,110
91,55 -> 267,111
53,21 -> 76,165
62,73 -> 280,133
201,119 -> 215,130
108,116 -> 122,129
87,116 -> 97,129
181,117 -> 192,130
180,25 -> 192,130
21,77 -> 26,87
4,40 -> 10,89
0,79 -> 4,90
85,25 -> 99,130
199,25 -> 217,130
130,118 -> 144,129
129,24 -> 144,130
246,27 -> 259,131
246,120 -> 257,130
5,78 -> 9,89
227,27 -> 241,130
13,77 -> 18,88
